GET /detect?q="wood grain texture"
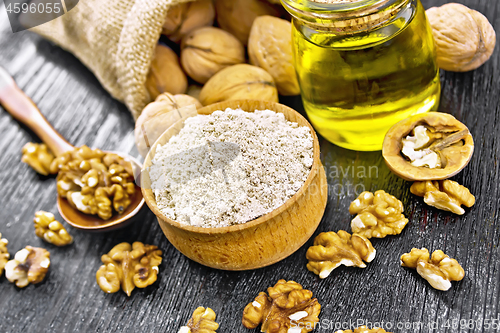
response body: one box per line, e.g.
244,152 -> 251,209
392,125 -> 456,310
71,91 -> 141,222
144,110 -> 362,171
0,0 -> 499,332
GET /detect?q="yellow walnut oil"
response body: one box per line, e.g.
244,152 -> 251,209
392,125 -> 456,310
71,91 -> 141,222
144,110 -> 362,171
283,0 -> 440,151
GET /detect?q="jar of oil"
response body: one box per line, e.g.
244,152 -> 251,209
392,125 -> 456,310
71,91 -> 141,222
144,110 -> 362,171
281,0 -> 440,151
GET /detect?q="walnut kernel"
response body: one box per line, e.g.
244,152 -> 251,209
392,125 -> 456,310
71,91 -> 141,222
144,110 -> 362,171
4,246 -> 50,288
179,307 -> 219,333
199,64 -> 278,106
146,44 -> 188,100
21,142 -> 55,176
163,0 -> 215,42
34,211 -> 73,246
0,233 -> 9,276
96,242 -> 162,296
410,180 -> 475,215
336,327 -> 391,333
248,16 -> 300,96
401,248 -> 464,291
306,230 -> 376,279
426,3 -> 496,72
242,279 -> 321,332
349,191 -> 408,239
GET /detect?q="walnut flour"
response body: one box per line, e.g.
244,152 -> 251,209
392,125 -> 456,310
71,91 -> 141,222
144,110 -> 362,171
149,108 -> 313,227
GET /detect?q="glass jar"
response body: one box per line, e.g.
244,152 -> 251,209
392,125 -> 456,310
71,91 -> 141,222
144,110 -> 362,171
282,0 -> 440,151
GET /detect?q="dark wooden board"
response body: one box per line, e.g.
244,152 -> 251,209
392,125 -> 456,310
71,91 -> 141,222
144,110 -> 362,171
0,0 -> 499,332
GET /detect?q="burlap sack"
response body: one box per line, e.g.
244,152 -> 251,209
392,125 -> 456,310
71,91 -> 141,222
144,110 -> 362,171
31,0 -> 193,120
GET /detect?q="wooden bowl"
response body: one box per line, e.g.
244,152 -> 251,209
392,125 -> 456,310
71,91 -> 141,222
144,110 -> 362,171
141,100 -> 328,270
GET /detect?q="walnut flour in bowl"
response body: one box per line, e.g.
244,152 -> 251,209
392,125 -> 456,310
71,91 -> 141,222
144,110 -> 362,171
148,108 -> 313,228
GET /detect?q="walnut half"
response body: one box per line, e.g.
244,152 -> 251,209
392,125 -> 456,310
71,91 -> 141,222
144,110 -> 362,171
0,233 -> 9,276
306,230 -> 376,279
178,307 -> 219,333
336,327 -> 391,333
4,246 -> 50,288
21,142 -> 55,176
401,248 -> 465,291
34,211 -> 73,246
410,180 -> 475,215
96,242 -> 162,296
242,279 -> 321,333
349,191 -> 408,239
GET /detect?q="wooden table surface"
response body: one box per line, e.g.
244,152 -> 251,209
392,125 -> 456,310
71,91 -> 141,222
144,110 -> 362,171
0,1 -> 499,332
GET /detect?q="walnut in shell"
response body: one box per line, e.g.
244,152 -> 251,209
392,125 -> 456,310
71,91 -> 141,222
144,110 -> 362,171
215,0 -> 283,45
21,142 -> 55,176
135,93 -> 202,157
4,246 -> 50,288
249,16 -> 300,96
350,190 -> 408,239
0,233 -> 9,276
146,44 -> 188,100
410,180 -> 475,215
199,64 -> 278,105
306,230 -> 376,279
426,3 -> 496,72
401,248 -> 464,291
163,0 -> 215,42
181,27 -> 245,84
178,307 -> 219,333
242,279 -> 321,332
96,242 -> 162,296
382,112 -> 474,181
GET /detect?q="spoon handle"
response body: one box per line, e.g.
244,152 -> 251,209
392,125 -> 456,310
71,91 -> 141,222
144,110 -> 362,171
0,66 -> 74,156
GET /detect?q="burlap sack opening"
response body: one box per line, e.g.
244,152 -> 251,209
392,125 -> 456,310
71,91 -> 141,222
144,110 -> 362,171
31,0 -> 193,120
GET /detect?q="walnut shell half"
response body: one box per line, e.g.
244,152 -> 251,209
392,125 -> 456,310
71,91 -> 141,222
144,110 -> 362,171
382,112 -> 474,181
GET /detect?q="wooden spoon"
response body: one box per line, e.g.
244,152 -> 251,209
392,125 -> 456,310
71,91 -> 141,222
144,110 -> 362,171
0,66 -> 144,231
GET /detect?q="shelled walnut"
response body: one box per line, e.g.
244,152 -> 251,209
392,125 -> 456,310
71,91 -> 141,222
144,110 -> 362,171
336,326 -> 391,333
96,242 -> 162,296
34,211 -> 73,246
162,0 -> 215,42
0,233 -> 9,276
178,307 -> 219,333
410,180 -> 475,215
4,246 -> 50,288
135,93 -> 202,157
242,279 -> 321,332
401,248 -> 465,291
349,190 -> 408,239
199,64 -> 278,105
181,27 -> 245,84
306,230 -> 376,279
426,3 -> 496,72
21,142 -> 55,176
248,16 -> 300,96
382,112 -> 474,181
51,145 -> 136,220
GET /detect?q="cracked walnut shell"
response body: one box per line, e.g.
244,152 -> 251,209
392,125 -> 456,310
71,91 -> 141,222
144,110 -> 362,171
349,191 -> 408,239
242,279 -> 321,333
178,307 -> 219,333
34,211 -> 73,246
181,27 -> 245,84
306,230 -> 376,279
248,16 -> 300,96
336,327 -> 391,333
0,233 -> 9,276
96,242 -> 162,296
426,3 -> 496,72
401,248 -> 464,291
135,93 -> 202,158
199,64 -> 278,106
162,0 -> 215,42
21,142 -> 55,176
410,180 -> 475,215
51,145 -> 136,220
4,246 -> 50,288
383,112 -> 474,181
